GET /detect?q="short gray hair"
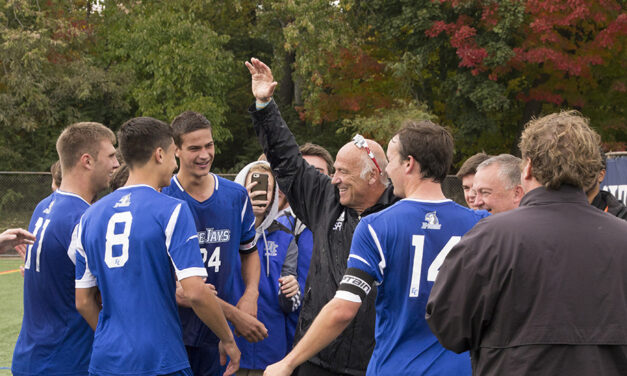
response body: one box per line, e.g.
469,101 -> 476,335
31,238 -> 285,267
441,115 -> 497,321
477,154 -> 522,190
359,152 -> 389,186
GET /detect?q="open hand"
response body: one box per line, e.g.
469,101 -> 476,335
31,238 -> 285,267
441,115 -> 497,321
245,58 -> 278,103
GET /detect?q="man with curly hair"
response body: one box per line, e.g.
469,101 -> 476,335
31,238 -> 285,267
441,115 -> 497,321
426,110 -> 627,375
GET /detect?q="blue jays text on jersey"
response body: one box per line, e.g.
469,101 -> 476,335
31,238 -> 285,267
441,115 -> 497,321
161,173 -> 257,353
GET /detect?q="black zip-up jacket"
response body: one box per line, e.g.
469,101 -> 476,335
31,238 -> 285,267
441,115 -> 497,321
250,101 -> 398,375
426,185 -> 627,375
591,190 -> 627,220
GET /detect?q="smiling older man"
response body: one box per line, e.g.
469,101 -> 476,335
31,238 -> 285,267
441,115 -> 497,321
245,58 -> 398,376
473,154 -> 524,214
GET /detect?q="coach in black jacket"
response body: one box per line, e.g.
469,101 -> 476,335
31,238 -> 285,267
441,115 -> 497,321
246,58 -> 397,376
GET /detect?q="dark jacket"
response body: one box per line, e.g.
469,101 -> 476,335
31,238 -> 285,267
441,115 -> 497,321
426,185 -> 627,376
250,101 -> 398,375
592,189 -> 627,220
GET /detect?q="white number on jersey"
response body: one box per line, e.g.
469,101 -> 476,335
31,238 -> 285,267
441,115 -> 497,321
105,212 -> 133,268
24,217 -> 51,272
409,235 -> 461,297
200,246 -> 221,273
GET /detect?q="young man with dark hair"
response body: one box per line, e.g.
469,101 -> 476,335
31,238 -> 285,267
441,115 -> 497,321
74,116 -> 240,376
427,111 -> 627,375
299,143 -> 335,175
264,121 -> 487,376
13,122 -> 119,376
456,152 -> 491,209
161,111 -> 266,376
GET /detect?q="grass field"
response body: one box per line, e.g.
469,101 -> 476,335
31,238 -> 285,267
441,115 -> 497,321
0,257 -> 24,373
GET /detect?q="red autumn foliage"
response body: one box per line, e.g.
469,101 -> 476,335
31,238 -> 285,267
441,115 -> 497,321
425,0 -> 626,106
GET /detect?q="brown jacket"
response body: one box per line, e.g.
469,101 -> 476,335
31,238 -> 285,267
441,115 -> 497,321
426,185 -> 627,375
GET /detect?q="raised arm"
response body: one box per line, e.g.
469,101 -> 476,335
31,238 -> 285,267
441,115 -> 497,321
245,58 -> 337,227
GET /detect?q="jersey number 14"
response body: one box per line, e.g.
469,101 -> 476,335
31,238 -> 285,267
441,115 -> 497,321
409,235 -> 460,297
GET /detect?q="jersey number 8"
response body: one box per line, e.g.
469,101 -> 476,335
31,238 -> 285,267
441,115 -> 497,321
105,212 -> 133,268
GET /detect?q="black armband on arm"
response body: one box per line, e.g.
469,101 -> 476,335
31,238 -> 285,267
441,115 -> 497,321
239,237 -> 257,255
335,268 -> 375,303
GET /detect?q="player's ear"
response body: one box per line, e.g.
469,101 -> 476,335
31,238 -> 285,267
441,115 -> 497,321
80,153 -> 94,170
521,158 -> 533,181
406,155 -> 415,173
368,169 -> 378,185
155,147 -> 164,164
513,184 -> 525,204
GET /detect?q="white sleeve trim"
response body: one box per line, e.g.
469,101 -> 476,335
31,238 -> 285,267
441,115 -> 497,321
165,203 -> 182,251
335,290 -> 362,303
177,267 -> 208,281
241,196 -> 248,223
76,279 -> 98,288
348,254 -> 371,267
67,223 -> 81,265
367,224 -> 386,276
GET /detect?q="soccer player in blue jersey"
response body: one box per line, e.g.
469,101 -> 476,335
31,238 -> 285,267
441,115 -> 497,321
74,116 -> 240,376
12,122 -> 120,376
161,111 -> 267,376
264,121 -> 489,376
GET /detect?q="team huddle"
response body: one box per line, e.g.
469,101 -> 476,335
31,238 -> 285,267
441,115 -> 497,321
10,58 -> 627,376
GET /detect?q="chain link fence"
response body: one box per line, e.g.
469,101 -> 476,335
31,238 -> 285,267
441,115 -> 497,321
0,172 -> 54,232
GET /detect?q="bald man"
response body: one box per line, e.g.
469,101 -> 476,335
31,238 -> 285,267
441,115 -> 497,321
246,58 -> 398,376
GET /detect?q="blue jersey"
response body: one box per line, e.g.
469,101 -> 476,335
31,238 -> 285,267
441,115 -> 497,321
74,185 -> 207,376
161,174 -> 256,347
12,190 -> 93,376
340,199 -> 488,376
233,219 -> 298,370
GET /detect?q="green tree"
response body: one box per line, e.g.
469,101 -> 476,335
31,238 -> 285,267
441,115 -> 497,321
0,0 -> 129,170
98,0 -> 236,145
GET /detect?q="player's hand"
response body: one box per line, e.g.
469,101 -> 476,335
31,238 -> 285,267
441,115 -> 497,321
206,283 -> 218,296
0,228 -> 35,253
230,309 -> 268,342
15,244 -> 27,261
279,275 -> 299,298
16,243 -> 27,278
245,58 -> 277,103
175,281 -> 192,307
264,360 -> 295,376
219,339 -> 240,376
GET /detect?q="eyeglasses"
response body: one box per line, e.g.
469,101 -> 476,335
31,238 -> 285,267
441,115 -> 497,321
352,134 -> 383,175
